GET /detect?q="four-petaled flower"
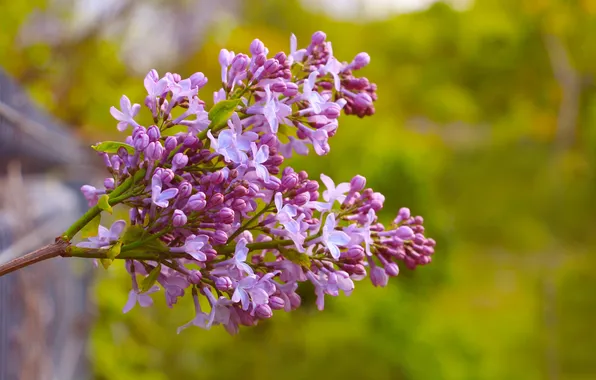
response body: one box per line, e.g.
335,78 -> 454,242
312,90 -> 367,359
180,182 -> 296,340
77,220 -> 126,249
151,174 -> 179,208
250,142 -> 270,183
110,95 -> 141,131
213,238 -> 254,277
320,213 -> 350,260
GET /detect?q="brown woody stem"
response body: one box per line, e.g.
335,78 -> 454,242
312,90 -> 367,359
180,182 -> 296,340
0,240 -> 69,277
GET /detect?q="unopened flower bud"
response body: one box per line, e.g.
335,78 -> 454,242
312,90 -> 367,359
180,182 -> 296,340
255,304 -> 273,319
311,31 -> 326,45
269,296 -> 285,310
104,178 -> 115,190
370,266 -> 388,287
216,208 -> 235,224
190,72 -> 208,88
172,153 -> 189,171
250,39 -> 266,55
350,175 -> 366,192
352,52 -> 370,70
188,270 -> 203,285
215,276 -> 233,291
165,136 -> 178,151
173,209 -> 187,227
385,262 -> 399,277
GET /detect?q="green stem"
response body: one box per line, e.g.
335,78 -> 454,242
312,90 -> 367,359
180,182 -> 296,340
226,200 -> 273,243
121,229 -> 171,252
61,169 -> 146,242
65,246 -> 188,261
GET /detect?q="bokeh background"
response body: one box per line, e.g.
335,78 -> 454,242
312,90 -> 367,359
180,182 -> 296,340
2,0 -> 596,379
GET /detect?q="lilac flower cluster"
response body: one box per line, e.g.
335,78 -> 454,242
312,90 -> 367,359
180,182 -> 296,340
78,31 -> 434,334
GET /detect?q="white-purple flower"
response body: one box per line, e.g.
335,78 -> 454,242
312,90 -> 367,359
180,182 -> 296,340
110,95 -> 141,131
151,174 -> 178,208
247,85 -> 292,133
77,220 -> 126,249
213,238 -> 254,277
320,213 -> 350,260
250,142 -> 270,183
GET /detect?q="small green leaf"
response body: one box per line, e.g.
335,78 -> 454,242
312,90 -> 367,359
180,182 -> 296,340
97,194 -> 113,214
140,264 -> 162,293
107,241 -> 122,260
92,141 -> 135,154
81,215 -> 101,238
100,258 -> 113,269
207,99 -> 242,129
282,249 -> 311,267
122,225 -> 169,254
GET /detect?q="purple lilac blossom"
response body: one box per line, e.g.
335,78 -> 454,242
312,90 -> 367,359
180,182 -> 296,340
78,31 -> 435,334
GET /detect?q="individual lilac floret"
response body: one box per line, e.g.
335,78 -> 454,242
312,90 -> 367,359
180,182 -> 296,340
77,220 -> 126,249
110,95 -> 141,131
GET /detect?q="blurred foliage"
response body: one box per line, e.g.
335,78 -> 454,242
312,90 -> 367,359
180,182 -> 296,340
2,0 -> 596,379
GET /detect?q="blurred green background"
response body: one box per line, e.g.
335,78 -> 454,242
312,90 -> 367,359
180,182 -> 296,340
2,0 -> 596,379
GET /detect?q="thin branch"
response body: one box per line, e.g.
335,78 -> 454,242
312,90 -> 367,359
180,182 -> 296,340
0,240 -> 68,277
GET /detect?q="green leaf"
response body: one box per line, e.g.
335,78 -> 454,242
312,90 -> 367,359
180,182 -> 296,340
140,264 -> 162,293
97,194 -> 113,214
121,225 -> 169,254
81,215 -> 101,239
281,249 -> 311,267
100,258 -> 113,269
207,99 -> 242,129
92,141 -> 135,155
107,241 -> 122,260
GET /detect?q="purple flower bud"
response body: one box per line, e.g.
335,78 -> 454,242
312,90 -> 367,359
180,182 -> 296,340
80,185 -> 99,206
305,180 -> 319,192
173,209 -> 187,227
287,292 -> 301,310
110,156 -> 122,171
183,134 -> 199,148
216,208 -> 235,224
253,53 -> 267,68
370,266 -> 388,287
186,193 -> 207,211
178,181 -> 192,198
293,192 -> 310,206
354,92 -> 373,108
117,146 -> 129,160
343,245 -> 365,261
238,309 -> 257,326
209,193 -> 224,207
146,141 -> 164,161
263,59 -> 279,74
250,39 -> 266,55
172,153 -> 189,171
210,170 -> 226,185
188,270 -> 203,285
219,49 -> 233,67
350,175 -> 366,192
147,125 -> 160,142
211,230 -> 227,245
232,198 -> 248,211
385,262 -> 399,277
309,191 -> 319,201
104,178 -> 115,190
284,82 -> 299,97
161,169 -> 175,184
269,296 -> 285,310
231,54 -> 249,72
311,31 -> 326,45
129,207 -> 138,225
204,248 -> 218,261
281,173 -> 299,190
274,52 -> 287,64
165,136 -> 178,151
190,72 -> 208,88
267,154 -> 284,166
263,176 -> 281,190
233,185 -> 249,197
215,276 -> 233,291
255,304 -> 273,319
322,103 -> 341,119
270,80 -> 287,93
352,52 -> 370,70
